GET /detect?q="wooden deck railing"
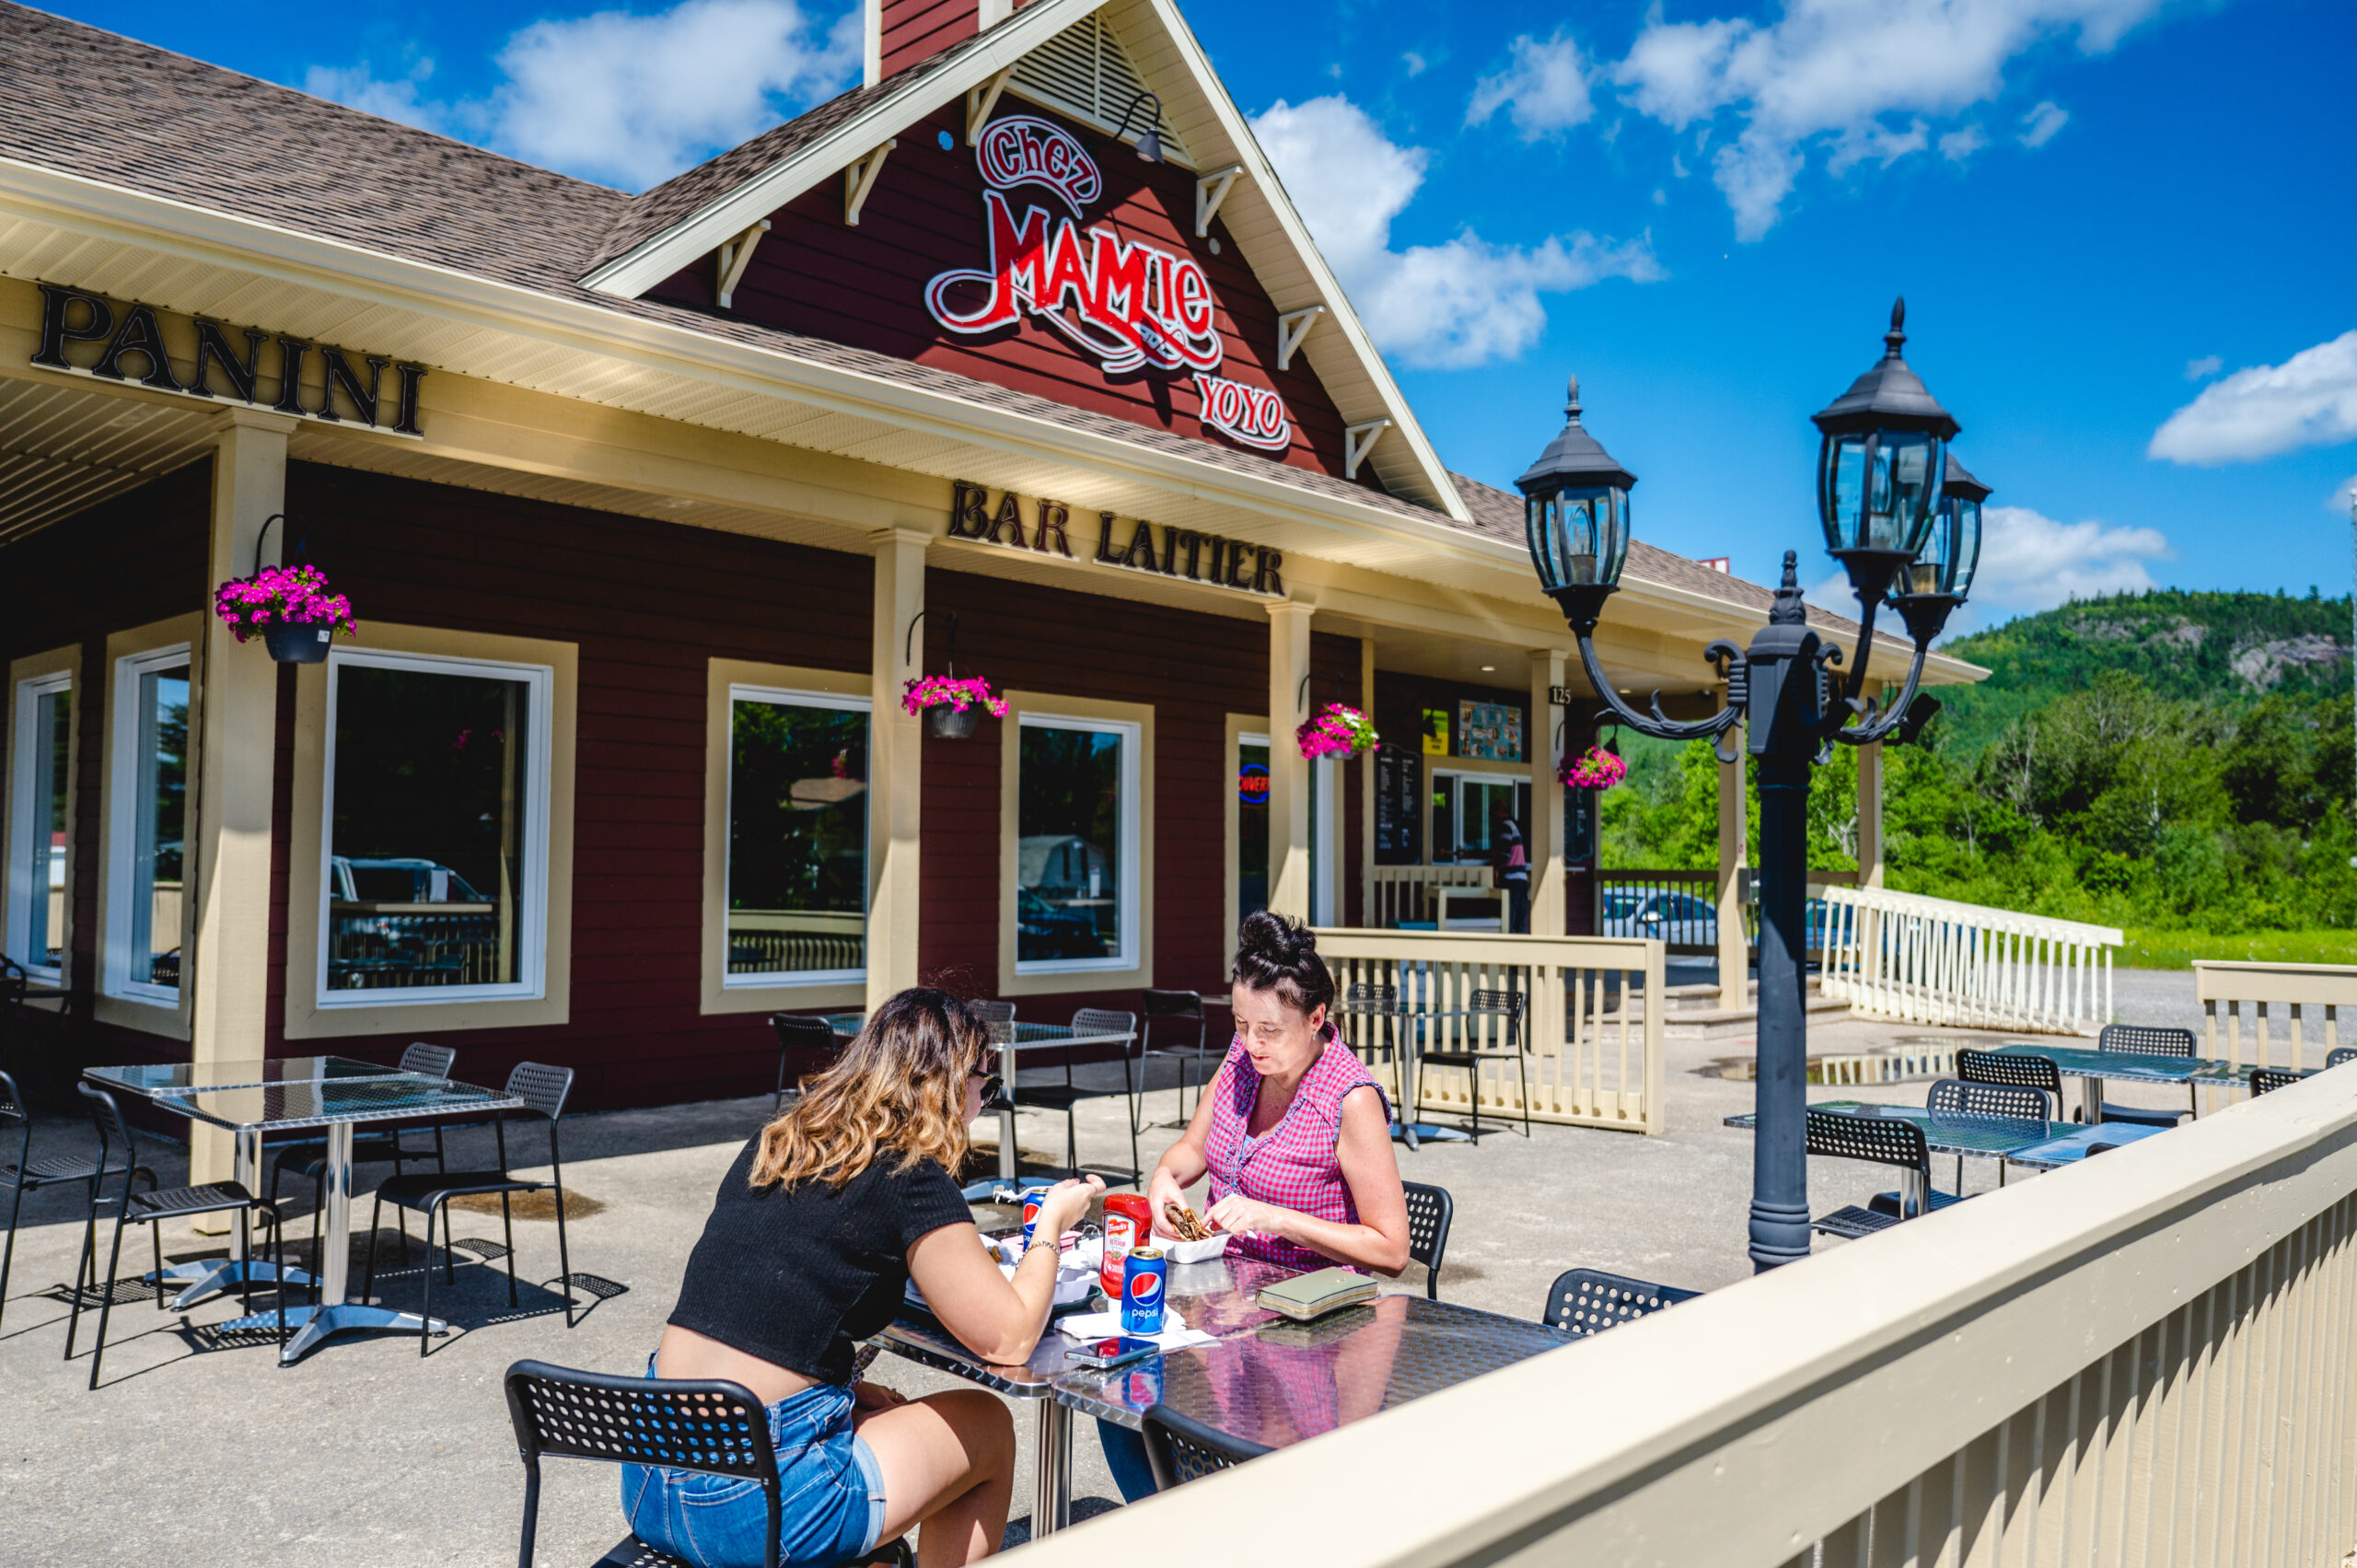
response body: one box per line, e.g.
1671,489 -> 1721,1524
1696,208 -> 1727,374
1311,928 -> 1666,1135
1012,1062 -> 2357,1568
2192,959 -> 2357,1113
1366,865 -> 1493,929
1819,884 -> 2120,1036
1596,867 -> 1859,956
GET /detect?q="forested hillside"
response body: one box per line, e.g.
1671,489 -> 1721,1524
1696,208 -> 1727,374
1601,589 -> 2356,939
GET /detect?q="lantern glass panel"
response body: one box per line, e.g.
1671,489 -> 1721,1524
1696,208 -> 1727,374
1526,485 -> 1628,591
1822,431 -> 1944,556
1895,491 -> 1984,601
1949,494 -> 1981,598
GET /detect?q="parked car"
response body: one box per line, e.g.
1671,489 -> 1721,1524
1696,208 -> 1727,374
1600,889 -> 1719,946
331,855 -> 488,905
1015,886 -> 1105,960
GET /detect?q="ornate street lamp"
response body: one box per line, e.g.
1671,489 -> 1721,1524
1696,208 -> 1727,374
1519,299 -> 1976,1272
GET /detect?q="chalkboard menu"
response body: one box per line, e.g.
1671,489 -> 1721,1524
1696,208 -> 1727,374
1375,748 -> 1421,864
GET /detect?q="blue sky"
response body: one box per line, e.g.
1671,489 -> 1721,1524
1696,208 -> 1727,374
52,0 -> 2357,632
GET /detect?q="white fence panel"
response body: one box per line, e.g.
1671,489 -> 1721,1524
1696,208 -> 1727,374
1821,885 -> 2120,1036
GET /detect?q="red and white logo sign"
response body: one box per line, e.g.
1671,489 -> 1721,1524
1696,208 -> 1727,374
924,116 -> 1291,453
1195,372 -> 1292,451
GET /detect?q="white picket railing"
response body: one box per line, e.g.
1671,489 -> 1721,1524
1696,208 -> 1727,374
1366,865 -> 1493,929
1011,1063 -> 2357,1568
1819,885 -> 2120,1036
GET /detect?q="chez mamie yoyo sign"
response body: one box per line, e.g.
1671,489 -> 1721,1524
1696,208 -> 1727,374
924,116 -> 1292,454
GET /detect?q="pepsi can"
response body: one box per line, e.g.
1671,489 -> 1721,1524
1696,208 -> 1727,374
1120,1248 -> 1167,1334
1018,1185 -> 1053,1252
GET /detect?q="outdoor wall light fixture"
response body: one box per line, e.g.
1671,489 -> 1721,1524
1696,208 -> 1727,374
1110,92 -> 1165,163
1518,298 -> 1985,1273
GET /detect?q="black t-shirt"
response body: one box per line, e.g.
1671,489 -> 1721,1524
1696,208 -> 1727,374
667,1136 -> 974,1384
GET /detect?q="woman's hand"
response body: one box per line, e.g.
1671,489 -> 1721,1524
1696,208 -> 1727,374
1146,1169 -> 1190,1237
1034,1173 -> 1104,1240
852,1381 -> 909,1411
1205,1191 -> 1290,1241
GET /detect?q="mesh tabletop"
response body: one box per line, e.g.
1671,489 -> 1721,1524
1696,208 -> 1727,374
1725,1100 -> 2065,1157
2006,1121 -> 2170,1168
1991,1043 -> 2242,1086
155,1076 -> 519,1132
1062,1294 -> 1571,1438
86,1056 -> 414,1098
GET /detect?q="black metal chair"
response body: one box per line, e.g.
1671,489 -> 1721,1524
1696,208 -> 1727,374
2096,1024 -> 2197,1127
3,1067 -> 155,1334
770,1013 -> 842,1109
505,1359 -> 911,1568
1140,990 -> 1210,1119
69,1082 -> 285,1388
2329,1048 -> 2355,1070
1400,1179 -> 1453,1299
1418,988 -> 1530,1139
1805,1108 -> 1963,1239
1539,1268 -> 1701,1337
363,1062 -> 578,1355
2250,1066 -> 2308,1096
269,1041 -> 457,1286
1141,1401 -> 1272,1491
1955,1048 -> 2063,1119
1923,1076 -> 2052,1191
1007,1008 -> 1142,1182
1340,981 -> 1403,1098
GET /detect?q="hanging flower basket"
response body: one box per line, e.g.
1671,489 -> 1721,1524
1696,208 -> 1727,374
1297,703 -> 1379,761
904,674 -> 1007,739
213,563 -> 357,664
1559,744 -> 1628,791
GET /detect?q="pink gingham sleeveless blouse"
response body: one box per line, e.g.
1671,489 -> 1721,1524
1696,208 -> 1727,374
1203,1028 -> 1390,1272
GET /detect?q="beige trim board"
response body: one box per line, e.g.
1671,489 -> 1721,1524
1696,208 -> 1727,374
5,644 -> 81,986
1223,711 -> 1269,975
702,658 -> 873,1016
94,616 -> 200,1040
284,622 -> 577,1040
997,690 -> 1155,999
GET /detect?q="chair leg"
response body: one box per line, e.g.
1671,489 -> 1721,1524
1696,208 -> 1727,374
87,1211 -> 127,1390
64,1187 -> 100,1362
273,1210 -> 288,1363
1518,1049 -> 1532,1139
151,1222 -> 166,1312
1,1172 -> 27,1335
360,1191 -> 384,1303
552,1176 -> 576,1329
237,1210 -> 256,1316
419,1203 -> 436,1357
501,1191 -> 518,1308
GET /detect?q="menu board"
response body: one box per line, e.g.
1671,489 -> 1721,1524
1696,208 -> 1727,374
1375,748 -> 1421,864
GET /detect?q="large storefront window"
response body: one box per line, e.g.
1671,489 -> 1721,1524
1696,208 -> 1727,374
726,688 -> 868,985
104,649 -> 187,1002
1016,714 -> 1138,971
321,651 -> 551,1004
6,672 -> 71,979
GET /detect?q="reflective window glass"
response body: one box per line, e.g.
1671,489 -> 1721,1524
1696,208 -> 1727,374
1017,718 -> 1132,967
727,691 -> 868,982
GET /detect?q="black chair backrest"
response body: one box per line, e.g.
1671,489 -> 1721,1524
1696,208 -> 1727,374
1400,1180 -> 1452,1297
1140,1402 -> 1271,1491
399,1041 -> 458,1079
2328,1048 -> 2355,1070
2250,1066 -> 2305,1096
972,1000 -> 1016,1044
2100,1024 -> 2195,1059
1541,1268 -> 1701,1338
505,1062 -> 574,1122
1343,982 -> 1398,1008
1955,1047 -> 2063,1103
1071,1008 -> 1138,1055
1466,989 -> 1524,1018
0,1067 -> 22,1126
1141,990 -> 1203,1019
505,1360 -> 781,1568
76,1082 -> 138,1168
1925,1077 -> 2051,1123
770,1013 -> 839,1051
1805,1108 -> 1931,1179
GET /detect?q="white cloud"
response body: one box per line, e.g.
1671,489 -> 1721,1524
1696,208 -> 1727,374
2328,475 -> 2357,517
1467,31 -> 1597,140
1252,95 -> 1662,369
1609,0 -> 2162,239
2148,331 -> 2357,465
1403,52 -> 1429,78
1939,124 -> 1987,161
308,0 -> 859,192
2017,99 -> 2070,146
2183,354 -> 2223,380
1972,505 -> 2169,611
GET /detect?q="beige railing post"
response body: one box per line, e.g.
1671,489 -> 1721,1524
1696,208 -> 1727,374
2194,960 -> 2357,1113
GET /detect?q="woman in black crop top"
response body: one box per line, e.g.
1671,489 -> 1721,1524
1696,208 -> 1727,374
622,989 -> 1102,1568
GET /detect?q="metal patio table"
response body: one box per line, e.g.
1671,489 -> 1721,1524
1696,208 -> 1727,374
824,1015 -> 1141,1182
1336,1001 -> 1482,1150
1726,1098 -> 2170,1207
1990,1042 -> 2246,1122
85,1057 -> 518,1362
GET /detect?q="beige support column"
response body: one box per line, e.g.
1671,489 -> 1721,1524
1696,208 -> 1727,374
1856,738 -> 1886,889
188,408 -> 295,1186
1358,637 -> 1376,928
1527,649 -> 1567,936
867,528 -> 928,1008
1265,600 -> 1315,921
1716,744 -> 1748,1008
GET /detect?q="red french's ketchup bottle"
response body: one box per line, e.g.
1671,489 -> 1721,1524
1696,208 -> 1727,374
1099,1192 -> 1153,1295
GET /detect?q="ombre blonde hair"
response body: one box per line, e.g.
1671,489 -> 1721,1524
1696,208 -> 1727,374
752,987 -> 988,1190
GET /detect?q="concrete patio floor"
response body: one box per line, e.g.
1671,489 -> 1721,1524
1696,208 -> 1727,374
0,971 -> 2211,1564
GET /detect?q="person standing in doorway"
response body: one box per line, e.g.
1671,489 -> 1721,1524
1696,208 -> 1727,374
1493,816 -> 1530,934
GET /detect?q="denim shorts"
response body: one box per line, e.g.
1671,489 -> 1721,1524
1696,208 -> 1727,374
619,1367 -> 887,1568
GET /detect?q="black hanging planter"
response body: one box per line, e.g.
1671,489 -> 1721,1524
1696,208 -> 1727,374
903,610 -> 1004,741
262,622 -> 334,664
927,704 -> 982,739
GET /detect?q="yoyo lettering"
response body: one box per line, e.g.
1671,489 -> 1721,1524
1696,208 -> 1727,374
1195,371 -> 1292,452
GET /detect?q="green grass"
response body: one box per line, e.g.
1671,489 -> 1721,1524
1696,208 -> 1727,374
2121,929 -> 2357,970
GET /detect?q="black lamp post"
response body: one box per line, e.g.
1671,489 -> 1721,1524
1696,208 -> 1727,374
1518,299 -> 1984,1272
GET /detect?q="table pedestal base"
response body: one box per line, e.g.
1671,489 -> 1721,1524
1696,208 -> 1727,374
1032,1399 -> 1071,1537
149,1259 -> 317,1311
1391,1121 -> 1472,1149
213,1300 -> 448,1363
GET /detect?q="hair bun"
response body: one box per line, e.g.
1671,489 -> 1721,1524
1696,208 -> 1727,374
1232,911 -> 1335,1016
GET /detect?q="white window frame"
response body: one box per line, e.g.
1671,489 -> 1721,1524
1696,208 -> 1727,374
315,645 -> 555,1010
1014,710 -> 1143,977
6,668 -> 72,981
1434,766 -> 1525,865
102,644 -> 191,1006
723,683 -> 873,991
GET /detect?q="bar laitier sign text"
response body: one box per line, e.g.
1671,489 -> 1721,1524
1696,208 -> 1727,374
947,480 -> 1284,598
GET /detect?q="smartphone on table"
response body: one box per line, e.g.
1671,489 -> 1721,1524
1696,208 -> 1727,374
1066,1336 -> 1159,1370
